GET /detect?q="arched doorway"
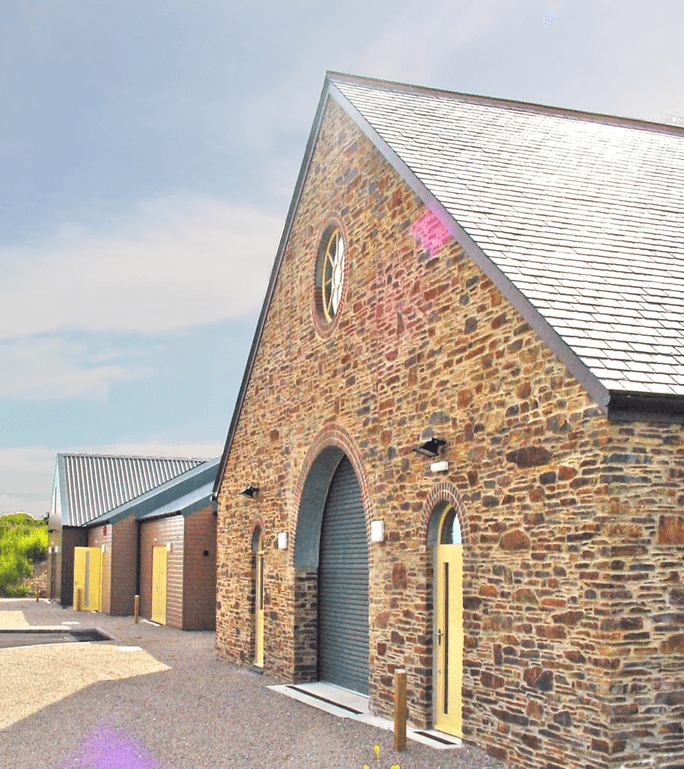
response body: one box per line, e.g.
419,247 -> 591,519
317,455 -> 369,694
433,505 -> 463,737
293,446 -> 370,695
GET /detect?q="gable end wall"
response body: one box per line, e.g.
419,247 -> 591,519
216,98 -> 684,769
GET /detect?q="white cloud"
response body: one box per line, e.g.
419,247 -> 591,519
0,337 -> 153,400
0,195 -> 283,339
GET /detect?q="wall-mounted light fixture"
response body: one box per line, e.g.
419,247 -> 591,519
239,485 -> 260,499
166,542 -> 173,553
371,520 -> 385,543
101,544 -> 106,553
413,437 -> 447,458
277,532 -> 288,550
430,460 -> 449,473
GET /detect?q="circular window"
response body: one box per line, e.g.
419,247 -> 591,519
316,226 -> 345,323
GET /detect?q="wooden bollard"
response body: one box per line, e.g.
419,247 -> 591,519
134,594 -> 140,623
75,588 -> 82,612
35,584 -> 40,602
394,668 -> 407,752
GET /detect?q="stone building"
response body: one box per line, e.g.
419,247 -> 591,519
214,73 -> 684,769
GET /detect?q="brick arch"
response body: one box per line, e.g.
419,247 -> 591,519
291,423 -> 374,567
291,425 -> 373,685
420,482 -> 469,547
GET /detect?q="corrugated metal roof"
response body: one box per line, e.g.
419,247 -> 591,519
57,454 -> 209,527
88,458 -> 219,526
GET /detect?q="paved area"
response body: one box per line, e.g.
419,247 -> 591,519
0,600 -> 508,769
0,609 -> 32,628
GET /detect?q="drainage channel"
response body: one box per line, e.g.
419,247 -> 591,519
0,628 -> 111,649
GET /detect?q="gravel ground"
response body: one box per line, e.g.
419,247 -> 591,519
0,600 -> 508,769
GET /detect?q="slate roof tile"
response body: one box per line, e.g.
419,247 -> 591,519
332,75 -> 684,397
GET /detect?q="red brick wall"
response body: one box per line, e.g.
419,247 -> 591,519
87,525 -> 112,614
59,526 -> 87,607
215,98 -> 684,769
139,516 -> 184,629
182,506 -> 217,630
110,516 -> 138,615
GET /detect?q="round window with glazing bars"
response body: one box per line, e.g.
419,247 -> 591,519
317,226 -> 345,323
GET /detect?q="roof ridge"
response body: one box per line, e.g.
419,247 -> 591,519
327,71 -> 684,137
58,452 -> 212,461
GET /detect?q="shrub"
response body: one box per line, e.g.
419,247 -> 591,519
0,514 -> 48,596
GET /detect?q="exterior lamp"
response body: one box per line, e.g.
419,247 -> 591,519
413,437 -> 446,458
239,485 -> 260,499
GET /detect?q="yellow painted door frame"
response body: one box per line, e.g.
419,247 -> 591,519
73,547 -> 102,611
151,545 -> 168,625
255,532 -> 264,667
435,540 -> 463,737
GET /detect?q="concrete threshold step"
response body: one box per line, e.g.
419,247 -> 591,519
269,681 -> 461,750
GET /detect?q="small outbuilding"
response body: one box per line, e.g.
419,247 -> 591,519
47,453 -> 211,616
87,458 -> 219,629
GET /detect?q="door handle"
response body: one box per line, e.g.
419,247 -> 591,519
437,629 -> 443,645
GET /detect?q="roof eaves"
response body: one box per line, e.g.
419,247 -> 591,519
213,77 -> 336,497
607,392 -> 684,424
326,78 -> 610,411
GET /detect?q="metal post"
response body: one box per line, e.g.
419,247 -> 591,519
76,588 -> 82,612
134,594 -> 139,623
394,668 -> 407,752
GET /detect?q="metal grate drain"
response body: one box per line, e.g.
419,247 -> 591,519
69,628 -> 111,642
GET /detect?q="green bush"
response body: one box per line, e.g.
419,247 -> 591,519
0,514 -> 48,596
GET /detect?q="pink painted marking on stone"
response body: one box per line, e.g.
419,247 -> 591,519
61,726 -> 165,769
411,211 -> 451,256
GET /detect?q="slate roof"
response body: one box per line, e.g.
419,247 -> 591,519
54,453 -> 209,527
330,74 -> 684,398
87,457 -> 219,526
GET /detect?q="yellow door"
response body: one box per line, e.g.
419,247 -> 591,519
435,509 -> 463,737
255,533 -> 264,667
73,547 -> 102,611
151,546 -> 167,624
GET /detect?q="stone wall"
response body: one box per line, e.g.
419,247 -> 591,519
216,97 -> 684,769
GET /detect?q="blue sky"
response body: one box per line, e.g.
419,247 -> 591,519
2,0 -> 683,515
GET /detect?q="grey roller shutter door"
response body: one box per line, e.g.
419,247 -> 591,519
318,456 -> 369,695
